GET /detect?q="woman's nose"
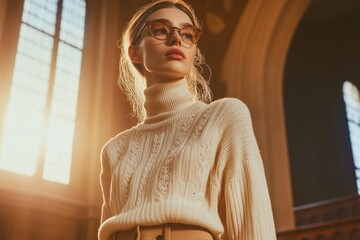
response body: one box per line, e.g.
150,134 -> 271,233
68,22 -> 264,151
168,29 -> 182,46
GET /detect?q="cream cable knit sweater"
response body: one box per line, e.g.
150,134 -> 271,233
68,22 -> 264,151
99,79 -> 276,240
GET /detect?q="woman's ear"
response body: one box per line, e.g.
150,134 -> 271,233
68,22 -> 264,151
128,45 -> 142,64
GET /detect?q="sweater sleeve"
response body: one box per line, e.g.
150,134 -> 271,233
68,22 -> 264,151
217,99 -> 276,240
100,146 -> 112,224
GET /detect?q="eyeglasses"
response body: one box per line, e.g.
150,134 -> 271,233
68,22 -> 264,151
133,20 -> 202,47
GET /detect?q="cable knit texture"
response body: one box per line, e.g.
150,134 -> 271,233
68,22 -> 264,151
99,79 -> 276,240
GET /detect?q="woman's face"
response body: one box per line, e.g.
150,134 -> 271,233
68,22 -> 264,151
131,7 -> 197,86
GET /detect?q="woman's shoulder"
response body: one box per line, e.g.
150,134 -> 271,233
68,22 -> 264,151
102,126 -> 136,153
209,97 -> 250,117
211,97 -> 246,106
204,97 -> 253,134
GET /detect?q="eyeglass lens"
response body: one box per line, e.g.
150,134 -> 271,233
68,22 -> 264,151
149,22 -> 199,45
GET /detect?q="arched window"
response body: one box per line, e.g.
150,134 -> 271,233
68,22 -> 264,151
0,0 -> 86,184
343,81 -> 360,194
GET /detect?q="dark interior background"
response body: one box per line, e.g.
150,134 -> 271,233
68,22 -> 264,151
284,0 -> 360,206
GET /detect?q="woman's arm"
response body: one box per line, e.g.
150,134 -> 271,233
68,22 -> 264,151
100,147 -> 112,224
217,99 -> 276,240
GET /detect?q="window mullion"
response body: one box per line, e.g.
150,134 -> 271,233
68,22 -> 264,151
35,0 -> 64,180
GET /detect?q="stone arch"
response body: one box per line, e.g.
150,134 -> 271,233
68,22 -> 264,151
221,0 -> 312,230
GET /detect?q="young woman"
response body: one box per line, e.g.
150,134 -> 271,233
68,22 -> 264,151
99,1 -> 276,239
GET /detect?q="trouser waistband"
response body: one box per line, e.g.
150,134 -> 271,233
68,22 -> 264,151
113,223 -> 214,240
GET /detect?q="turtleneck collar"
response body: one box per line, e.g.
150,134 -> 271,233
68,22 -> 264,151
143,79 -> 196,124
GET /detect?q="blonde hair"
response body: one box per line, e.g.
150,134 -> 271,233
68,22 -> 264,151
119,0 -> 212,121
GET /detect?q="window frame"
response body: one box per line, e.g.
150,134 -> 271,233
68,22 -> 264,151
343,80 -> 360,195
0,0 -> 91,201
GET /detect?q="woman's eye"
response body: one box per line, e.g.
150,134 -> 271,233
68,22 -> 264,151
181,28 -> 195,41
183,33 -> 194,40
152,26 -> 169,35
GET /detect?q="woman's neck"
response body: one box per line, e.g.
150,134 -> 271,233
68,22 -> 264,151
144,71 -> 186,87
143,78 -> 195,121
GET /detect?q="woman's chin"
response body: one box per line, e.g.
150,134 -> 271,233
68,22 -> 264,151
157,74 -> 186,82
144,68 -> 189,84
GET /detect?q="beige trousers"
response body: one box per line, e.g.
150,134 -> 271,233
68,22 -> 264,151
114,223 -> 214,240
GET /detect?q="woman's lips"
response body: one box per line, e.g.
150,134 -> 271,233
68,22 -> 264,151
165,48 -> 185,60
